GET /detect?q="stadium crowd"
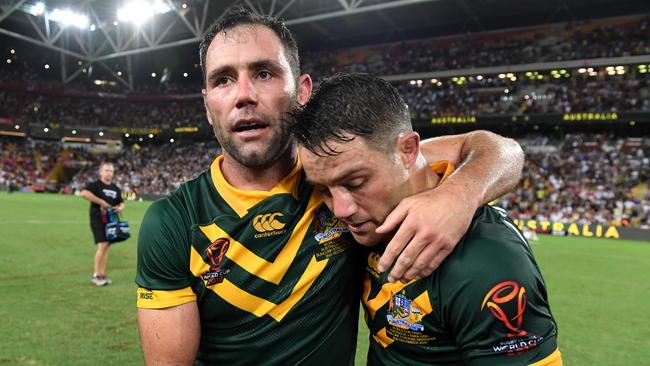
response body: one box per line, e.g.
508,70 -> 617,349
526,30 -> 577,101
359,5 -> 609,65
1,69 -> 649,130
0,89 -> 204,129
497,134 -> 649,229
1,16 -> 648,95
0,138 -> 59,190
1,15 -> 649,231
70,140 -> 219,197
399,70 -> 650,118
1,134 -> 647,229
302,16 -> 650,81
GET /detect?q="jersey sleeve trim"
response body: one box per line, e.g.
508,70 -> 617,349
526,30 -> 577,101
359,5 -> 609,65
528,348 -> 562,366
136,287 -> 197,309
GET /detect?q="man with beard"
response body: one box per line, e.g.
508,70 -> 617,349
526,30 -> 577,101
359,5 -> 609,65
136,8 -> 525,365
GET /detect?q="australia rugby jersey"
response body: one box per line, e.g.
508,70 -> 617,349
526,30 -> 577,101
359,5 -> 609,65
136,156 -> 362,365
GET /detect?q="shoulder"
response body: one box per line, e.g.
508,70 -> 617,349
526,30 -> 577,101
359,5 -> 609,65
84,180 -> 99,190
142,196 -> 188,231
438,205 -> 539,291
141,172 -> 210,232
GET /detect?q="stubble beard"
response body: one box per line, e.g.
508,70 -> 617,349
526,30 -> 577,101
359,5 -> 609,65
212,103 -> 299,170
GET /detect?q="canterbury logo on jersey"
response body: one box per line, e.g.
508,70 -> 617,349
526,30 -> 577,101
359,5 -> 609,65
253,213 -> 287,238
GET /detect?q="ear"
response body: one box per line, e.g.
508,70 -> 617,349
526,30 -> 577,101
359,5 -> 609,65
202,89 -> 213,126
397,131 -> 421,169
297,74 -> 313,106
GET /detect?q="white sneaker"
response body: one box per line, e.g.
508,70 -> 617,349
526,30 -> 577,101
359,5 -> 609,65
92,274 -> 111,286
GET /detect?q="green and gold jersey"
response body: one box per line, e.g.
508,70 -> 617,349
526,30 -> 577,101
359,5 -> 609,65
136,156 -> 362,365
362,163 -> 561,366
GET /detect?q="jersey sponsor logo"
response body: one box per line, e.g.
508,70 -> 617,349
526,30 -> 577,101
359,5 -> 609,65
252,213 -> 287,238
481,280 -> 528,337
202,238 -> 231,285
102,189 -> 117,199
387,292 -> 425,331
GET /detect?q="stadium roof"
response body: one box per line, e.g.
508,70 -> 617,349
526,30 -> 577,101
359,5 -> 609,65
1,0 -> 648,88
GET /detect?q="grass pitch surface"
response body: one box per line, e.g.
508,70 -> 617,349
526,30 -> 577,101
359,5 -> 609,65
1,193 -> 648,365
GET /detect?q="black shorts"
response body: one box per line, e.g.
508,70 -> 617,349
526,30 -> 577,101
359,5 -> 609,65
90,215 -> 108,244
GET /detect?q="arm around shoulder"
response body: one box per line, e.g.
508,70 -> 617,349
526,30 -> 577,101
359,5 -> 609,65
376,131 -> 524,281
420,130 -> 524,205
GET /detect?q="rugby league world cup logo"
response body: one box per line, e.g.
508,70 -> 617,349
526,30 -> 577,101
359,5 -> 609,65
203,238 -> 231,285
481,280 -> 528,337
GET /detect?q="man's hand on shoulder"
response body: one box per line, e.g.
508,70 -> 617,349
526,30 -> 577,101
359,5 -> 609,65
376,182 -> 476,282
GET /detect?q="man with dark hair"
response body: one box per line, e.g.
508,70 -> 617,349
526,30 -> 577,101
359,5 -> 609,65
294,73 -> 562,365
136,7 -> 525,365
80,162 -> 124,286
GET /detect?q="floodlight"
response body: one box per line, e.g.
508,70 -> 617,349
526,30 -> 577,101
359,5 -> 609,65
50,9 -> 89,29
117,1 -> 154,25
117,0 -> 172,25
33,2 -> 45,16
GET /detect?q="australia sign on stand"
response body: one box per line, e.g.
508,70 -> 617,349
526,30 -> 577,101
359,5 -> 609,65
512,219 -> 650,242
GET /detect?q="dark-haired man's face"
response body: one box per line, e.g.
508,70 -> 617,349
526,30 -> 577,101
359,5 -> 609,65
299,136 -> 411,246
201,25 -> 310,169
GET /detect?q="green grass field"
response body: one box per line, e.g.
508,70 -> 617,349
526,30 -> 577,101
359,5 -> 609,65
1,193 -> 649,365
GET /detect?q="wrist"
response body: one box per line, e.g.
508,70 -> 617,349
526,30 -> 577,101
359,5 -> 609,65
441,178 -> 482,211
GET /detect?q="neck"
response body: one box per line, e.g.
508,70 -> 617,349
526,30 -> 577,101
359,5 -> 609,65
409,154 -> 441,194
220,146 -> 297,191
100,178 -> 111,185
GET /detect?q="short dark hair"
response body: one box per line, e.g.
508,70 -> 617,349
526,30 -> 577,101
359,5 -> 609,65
292,73 -> 411,156
199,7 -> 300,85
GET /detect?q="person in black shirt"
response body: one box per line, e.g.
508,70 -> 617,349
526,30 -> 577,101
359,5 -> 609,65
81,162 -> 125,286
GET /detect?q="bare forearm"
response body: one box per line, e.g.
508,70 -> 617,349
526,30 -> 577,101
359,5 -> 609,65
380,131 -> 524,281
421,130 -> 524,208
80,190 -> 109,207
451,130 -> 523,206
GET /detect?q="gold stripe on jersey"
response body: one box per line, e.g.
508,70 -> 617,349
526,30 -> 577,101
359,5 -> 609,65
373,327 -> 395,348
197,190 -> 322,285
136,287 -> 196,308
363,280 -> 413,318
190,186 -> 330,322
210,155 -> 303,218
529,348 -> 563,366
189,247 -> 328,322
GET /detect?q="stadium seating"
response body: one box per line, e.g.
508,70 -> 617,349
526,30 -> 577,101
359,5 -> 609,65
1,15 -> 648,230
